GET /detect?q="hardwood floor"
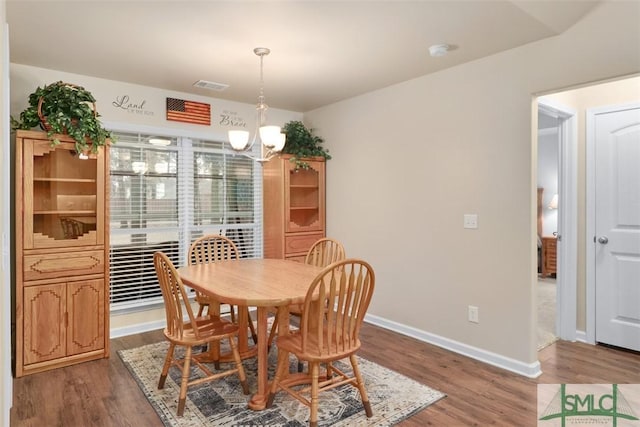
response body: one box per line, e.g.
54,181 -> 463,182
10,322 -> 640,426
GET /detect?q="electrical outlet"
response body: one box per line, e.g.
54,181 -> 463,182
468,305 -> 479,323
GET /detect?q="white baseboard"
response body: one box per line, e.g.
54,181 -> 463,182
110,307 -> 257,339
110,320 -> 165,339
364,313 -> 542,378
575,330 -> 588,343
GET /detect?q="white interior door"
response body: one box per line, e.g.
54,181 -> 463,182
594,105 -> 640,351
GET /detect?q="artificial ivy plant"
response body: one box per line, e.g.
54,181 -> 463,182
11,81 -> 114,154
281,120 -> 331,169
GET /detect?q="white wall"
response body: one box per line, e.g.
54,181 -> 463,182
304,0 -> 640,370
537,129 -> 559,236
9,64 -> 302,336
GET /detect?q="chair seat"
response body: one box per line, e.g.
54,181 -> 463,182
165,316 -> 240,347
275,330 -> 361,363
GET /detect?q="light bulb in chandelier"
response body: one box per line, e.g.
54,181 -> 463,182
259,126 -> 286,149
228,130 -> 250,150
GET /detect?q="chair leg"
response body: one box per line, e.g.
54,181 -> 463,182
310,362 -> 320,427
158,342 -> 176,389
247,312 -> 258,345
350,354 -> 372,418
266,348 -> 291,407
228,336 -> 250,395
177,346 -> 193,416
267,315 -> 279,351
197,303 -> 206,318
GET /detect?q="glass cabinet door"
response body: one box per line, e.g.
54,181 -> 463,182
23,139 -> 104,249
285,160 -> 325,232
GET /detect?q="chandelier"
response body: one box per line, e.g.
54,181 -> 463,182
228,47 -> 286,163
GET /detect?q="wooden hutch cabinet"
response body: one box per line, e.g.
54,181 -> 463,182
15,130 -> 110,377
263,155 -> 325,261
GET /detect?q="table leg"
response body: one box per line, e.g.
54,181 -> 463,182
199,302 -> 221,364
236,305 -> 251,355
199,304 -> 256,363
248,306 -> 270,410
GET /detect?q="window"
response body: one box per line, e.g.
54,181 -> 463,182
109,132 -> 263,309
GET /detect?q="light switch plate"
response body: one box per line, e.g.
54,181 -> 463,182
464,214 -> 478,229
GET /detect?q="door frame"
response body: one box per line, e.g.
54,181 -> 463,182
1,22 -> 12,425
538,98 -> 578,341
585,102 -> 640,344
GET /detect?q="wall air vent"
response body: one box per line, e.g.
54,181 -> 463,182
193,80 -> 229,91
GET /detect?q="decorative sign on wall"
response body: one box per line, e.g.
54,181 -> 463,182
219,109 -> 248,129
166,97 -> 211,125
112,95 -> 154,116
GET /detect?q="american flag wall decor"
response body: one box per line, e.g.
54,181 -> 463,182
166,98 -> 211,125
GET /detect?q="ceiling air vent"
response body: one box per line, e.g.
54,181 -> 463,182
193,80 -> 229,91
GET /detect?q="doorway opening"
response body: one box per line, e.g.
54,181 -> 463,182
536,101 -> 577,351
534,75 -> 640,357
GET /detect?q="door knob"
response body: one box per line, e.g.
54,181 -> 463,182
598,236 -> 609,244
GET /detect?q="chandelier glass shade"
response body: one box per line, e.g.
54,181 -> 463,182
228,47 -> 286,163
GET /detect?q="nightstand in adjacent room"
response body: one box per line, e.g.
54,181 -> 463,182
541,236 -> 557,277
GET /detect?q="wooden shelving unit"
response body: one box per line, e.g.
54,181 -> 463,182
14,130 -> 110,377
263,155 -> 325,261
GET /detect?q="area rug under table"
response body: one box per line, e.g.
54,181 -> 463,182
118,340 -> 445,426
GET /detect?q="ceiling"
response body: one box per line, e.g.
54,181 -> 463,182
6,1 -> 600,112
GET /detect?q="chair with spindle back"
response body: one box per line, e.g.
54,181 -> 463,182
268,238 -> 346,371
188,235 -> 258,345
266,259 -> 375,427
60,217 -> 83,239
304,238 -> 346,268
153,251 -> 249,416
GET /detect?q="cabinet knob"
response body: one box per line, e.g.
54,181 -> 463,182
597,236 -> 609,244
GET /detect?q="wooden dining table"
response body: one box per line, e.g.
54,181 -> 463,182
177,258 -> 324,410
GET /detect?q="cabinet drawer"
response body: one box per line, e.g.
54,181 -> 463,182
24,250 -> 104,282
285,233 -> 324,256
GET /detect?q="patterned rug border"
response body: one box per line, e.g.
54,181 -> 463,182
118,341 -> 445,427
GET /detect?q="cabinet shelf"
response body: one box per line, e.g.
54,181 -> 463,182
290,207 -> 319,211
34,210 -> 96,215
34,177 -> 97,183
290,184 -> 319,189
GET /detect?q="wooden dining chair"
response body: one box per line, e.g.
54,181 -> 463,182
153,251 -> 249,416
60,217 -> 83,239
266,259 -> 375,427
268,237 -> 346,370
304,237 -> 346,268
188,235 -> 258,344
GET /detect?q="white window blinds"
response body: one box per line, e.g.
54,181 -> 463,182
109,132 -> 263,309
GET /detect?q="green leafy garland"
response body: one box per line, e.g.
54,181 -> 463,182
281,121 -> 330,169
11,81 -> 114,153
